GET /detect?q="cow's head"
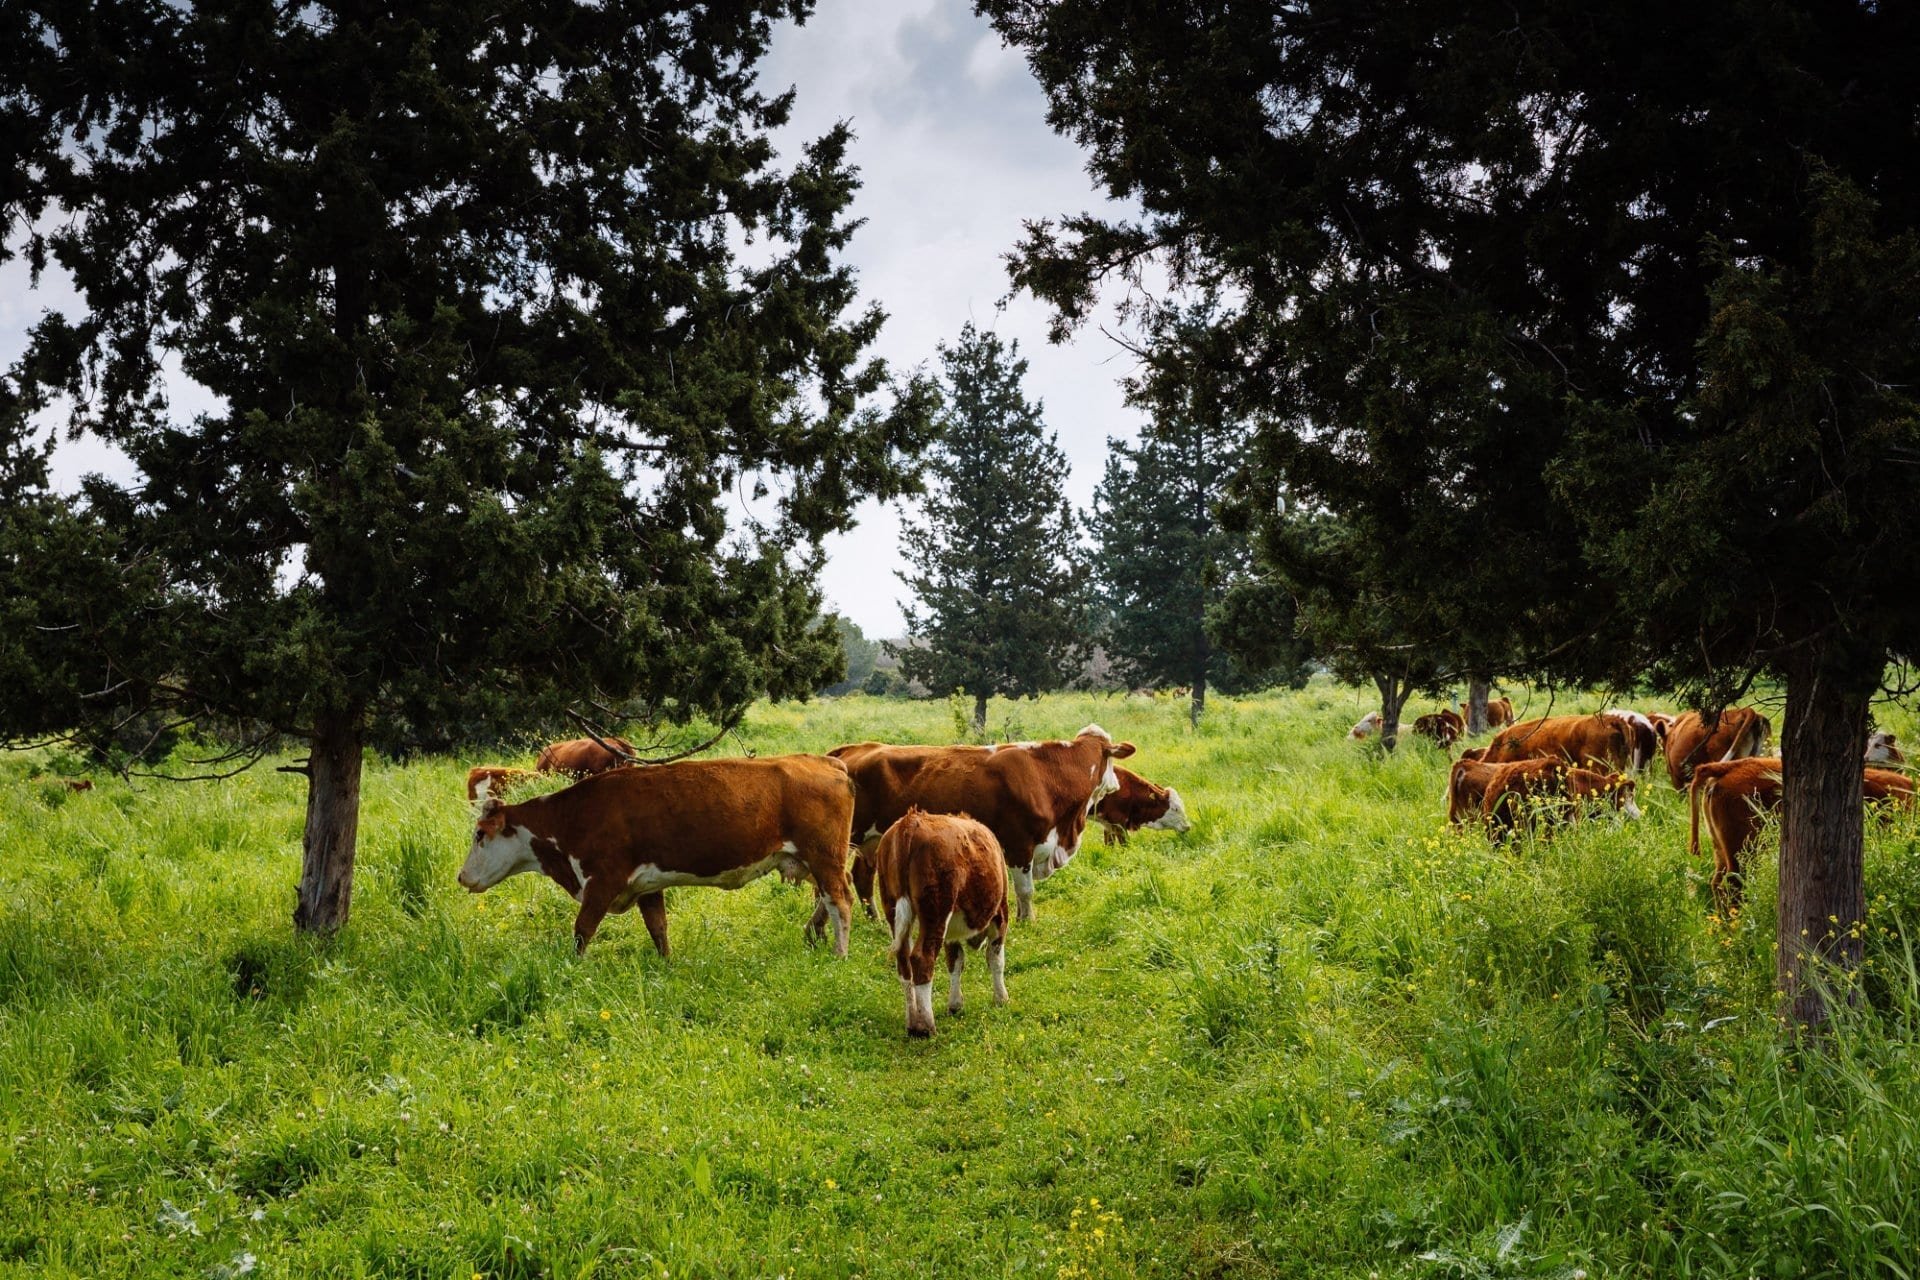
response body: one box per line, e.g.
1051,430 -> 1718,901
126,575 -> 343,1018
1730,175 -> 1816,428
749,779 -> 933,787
1077,724 -> 1136,799
458,798 -> 541,891
1149,787 -> 1192,833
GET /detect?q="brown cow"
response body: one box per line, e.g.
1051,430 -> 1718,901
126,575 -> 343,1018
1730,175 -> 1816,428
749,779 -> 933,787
1446,757 -> 1504,827
1413,708 -> 1466,750
833,726 -> 1136,922
1602,709 -> 1661,773
1688,758 -> 1913,912
534,735 -> 636,777
1483,714 -> 1633,772
1348,711 -> 1385,741
465,765 -> 540,802
1461,697 -> 1517,730
1662,708 -> 1771,790
1481,758 -> 1642,838
875,810 -> 1009,1037
831,741 -> 989,917
457,754 -> 856,956
1092,767 -> 1191,845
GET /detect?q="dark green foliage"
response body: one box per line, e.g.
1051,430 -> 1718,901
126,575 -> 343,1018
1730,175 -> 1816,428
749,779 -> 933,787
819,614 -> 879,696
1,1 -> 932,928
892,324 -> 1088,731
1094,306 -> 1309,721
981,0 -> 1920,1024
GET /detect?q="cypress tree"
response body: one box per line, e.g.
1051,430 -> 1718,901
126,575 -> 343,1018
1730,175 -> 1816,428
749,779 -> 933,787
1,1 -> 932,935
894,324 -> 1087,735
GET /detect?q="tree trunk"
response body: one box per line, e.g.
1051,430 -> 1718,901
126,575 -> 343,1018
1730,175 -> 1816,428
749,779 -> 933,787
294,712 -> 364,935
1375,675 -> 1407,752
972,692 -> 988,738
1466,676 -> 1491,736
1190,673 -> 1207,730
1777,655 -> 1873,1033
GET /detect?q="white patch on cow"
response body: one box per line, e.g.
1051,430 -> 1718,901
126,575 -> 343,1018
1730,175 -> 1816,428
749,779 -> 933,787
1029,828 -> 1063,883
890,897 -> 913,956
1010,865 -> 1035,922
988,936 -> 1007,1005
1349,712 -> 1383,740
1076,723 -> 1112,743
1622,796 -> 1644,820
946,906 -> 984,944
565,855 -> 587,900
1150,788 -> 1192,832
623,853 -> 783,896
947,948 -> 966,1013
458,823 -> 542,891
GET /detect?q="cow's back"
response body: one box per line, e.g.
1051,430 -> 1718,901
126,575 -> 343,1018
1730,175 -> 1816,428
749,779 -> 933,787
1484,715 -> 1624,768
1664,709 -> 1771,789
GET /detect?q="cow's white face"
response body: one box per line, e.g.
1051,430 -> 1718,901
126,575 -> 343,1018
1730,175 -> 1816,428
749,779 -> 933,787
458,814 -> 542,891
1148,788 -> 1192,833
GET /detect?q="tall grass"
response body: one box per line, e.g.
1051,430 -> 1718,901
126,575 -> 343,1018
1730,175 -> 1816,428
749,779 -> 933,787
0,686 -> 1916,1277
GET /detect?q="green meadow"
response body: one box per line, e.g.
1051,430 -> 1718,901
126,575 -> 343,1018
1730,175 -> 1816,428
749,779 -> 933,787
5,685 -> 1920,1279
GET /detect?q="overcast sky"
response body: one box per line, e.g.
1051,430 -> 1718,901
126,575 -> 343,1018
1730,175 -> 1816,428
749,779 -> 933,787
4,0 -> 1145,641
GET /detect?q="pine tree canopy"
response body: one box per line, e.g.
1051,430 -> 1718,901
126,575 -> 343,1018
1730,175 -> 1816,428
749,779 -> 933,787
0,0 -> 934,931
893,323 -> 1086,725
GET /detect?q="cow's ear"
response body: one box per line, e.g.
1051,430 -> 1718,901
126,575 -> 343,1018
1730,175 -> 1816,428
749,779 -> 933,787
475,797 -> 506,835
1110,741 -> 1137,760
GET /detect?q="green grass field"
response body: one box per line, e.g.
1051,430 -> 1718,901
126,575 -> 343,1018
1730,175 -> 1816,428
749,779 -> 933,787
5,685 -> 1920,1279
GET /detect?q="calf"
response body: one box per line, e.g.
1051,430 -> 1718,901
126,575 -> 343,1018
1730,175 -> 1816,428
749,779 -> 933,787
1688,758 -> 1782,913
1092,767 -> 1191,845
1662,708 -> 1771,790
457,754 -> 856,956
534,735 -> 636,777
1482,759 -> 1641,839
1446,757 -> 1503,827
876,810 -> 1009,1037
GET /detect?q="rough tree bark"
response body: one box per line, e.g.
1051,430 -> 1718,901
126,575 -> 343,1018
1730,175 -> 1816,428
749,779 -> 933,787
1374,675 -> 1409,752
294,711 -> 364,935
972,691 -> 989,738
1190,672 -> 1207,730
1466,676 -> 1491,736
1776,654 -> 1874,1032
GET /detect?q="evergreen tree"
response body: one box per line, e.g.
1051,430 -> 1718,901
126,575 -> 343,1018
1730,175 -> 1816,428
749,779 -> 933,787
1,1 -> 933,935
983,0 -> 1920,1030
893,324 -> 1086,734
820,614 -> 879,696
1094,308 -> 1308,725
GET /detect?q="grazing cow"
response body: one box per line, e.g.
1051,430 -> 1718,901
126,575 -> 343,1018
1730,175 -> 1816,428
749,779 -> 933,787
1662,708 -> 1771,790
1413,708 -> 1466,749
534,735 -> 635,777
1092,766 -> 1192,845
1446,757 -> 1504,827
1459,746 -> 1487,762
1349,711 -> 1385,740
1867,766 -> 1917,806
1483,714 -> 1634,772
831,741 -> 989,916
457,754 -> 856,956
1602,709 -> 1661,773
875,810 -> 1009,1037
1481,759 -> 1641,838
1866,731 -> 1906,766
833,726 -> 1136,922
465,765 -> 540,803
66,778 -> 94,792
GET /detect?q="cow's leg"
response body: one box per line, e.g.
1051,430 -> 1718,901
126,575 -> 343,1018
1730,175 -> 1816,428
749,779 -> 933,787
801,843 -> 855,958
946,941 -> 966,1014
805,890 -> 830,947
852,840 -> 881,919
906,899 -> 948,1037
572,875 -> 621,955
636,891 -> 670,958
987,924 -> 1008,1006
1010,865 -> 1035,922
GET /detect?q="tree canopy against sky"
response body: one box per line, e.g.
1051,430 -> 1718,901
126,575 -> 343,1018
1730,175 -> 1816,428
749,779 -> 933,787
893,323 -> 1086,734
0,0 -> 933,934
980,0 -> 1920,1029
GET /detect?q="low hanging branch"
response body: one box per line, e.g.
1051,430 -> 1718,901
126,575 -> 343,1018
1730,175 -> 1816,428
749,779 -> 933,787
563,705 -> 747,767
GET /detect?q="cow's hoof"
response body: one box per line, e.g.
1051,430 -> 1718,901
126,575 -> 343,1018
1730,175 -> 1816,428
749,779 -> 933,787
906,1024 -> 933,1039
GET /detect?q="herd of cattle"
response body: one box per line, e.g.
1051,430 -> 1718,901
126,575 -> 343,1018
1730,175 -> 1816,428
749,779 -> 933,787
452,702 -> 1912,1034
456,726 -> 1187,1036
1354,700 -> 1915,910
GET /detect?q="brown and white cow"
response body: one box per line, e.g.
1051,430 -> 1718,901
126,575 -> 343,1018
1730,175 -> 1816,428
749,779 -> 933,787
1478,758 -> 1641,838
1348,711 -> 1385,741
875,810 -> 1009,1037
457,754 -> 856,956
1446,757 -> 1504,828
832,726 -> 1136,922
1091,766 -> 1191,845
534,735 -> 636,777
1460,697 -> 1517,730
1662,708 -> 1771,790
1413,708 -> 1466,750
465,765 -> 541,803
1483,714 -> 1634,772
1602,709 -> 1661,773
1866,731 -> 1906,766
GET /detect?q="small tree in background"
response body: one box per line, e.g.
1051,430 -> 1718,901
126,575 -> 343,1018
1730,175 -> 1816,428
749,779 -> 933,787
0,2 -> 932,935
1095,307 -> 1308,725
893,324 -> 1087,735
819,614 -> 880,696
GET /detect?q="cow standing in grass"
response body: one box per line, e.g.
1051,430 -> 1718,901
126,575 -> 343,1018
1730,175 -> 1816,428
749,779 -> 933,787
458,755 -> 856,956
875,809 -> 1009,1037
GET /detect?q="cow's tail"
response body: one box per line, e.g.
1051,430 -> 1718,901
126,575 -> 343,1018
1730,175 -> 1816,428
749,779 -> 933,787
1689,769 -> 1712,859
1447,764 -> 1471,826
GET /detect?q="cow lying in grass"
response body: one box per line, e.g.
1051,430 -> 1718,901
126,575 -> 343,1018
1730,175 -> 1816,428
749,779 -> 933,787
876,809 -> 1009,1037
